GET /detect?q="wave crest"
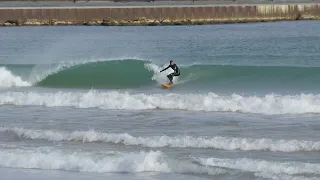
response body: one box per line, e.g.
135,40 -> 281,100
0,67 -> 30,87
2,90 -> 320,114
0,148 -> 225,175
2,127 -> 319,152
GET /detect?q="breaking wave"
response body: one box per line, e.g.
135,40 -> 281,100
2,90 -> 320,114
0,67 -> 30,87
1,127 -> 319,152
3,59 -> 320,89
0,146 -> 318,179
0,148 -> 225,175
0,59 -> 178,89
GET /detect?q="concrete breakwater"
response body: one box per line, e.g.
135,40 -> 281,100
0,3 -> 319,26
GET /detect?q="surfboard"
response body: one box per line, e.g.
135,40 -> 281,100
161,83 -> 173,88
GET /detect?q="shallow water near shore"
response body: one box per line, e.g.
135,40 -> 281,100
0,21 -> 320,180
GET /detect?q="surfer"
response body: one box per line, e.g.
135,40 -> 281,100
160,60 -> 180,85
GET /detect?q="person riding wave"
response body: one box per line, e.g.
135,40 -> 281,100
160,60 -> 180,85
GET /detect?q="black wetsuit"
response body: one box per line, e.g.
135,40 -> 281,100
160,64 -> 180,82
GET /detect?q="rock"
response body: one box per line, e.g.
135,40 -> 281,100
127,20 -> 141,26
134,17 -> 147,22
173,20 -> 183,25
23,19 -> 41,26
48,19 -> 74,25
4,20 -> 20,26
3,22 -> 15,26
41,19 -> 50,25
101,17 -> 119,26
161,19 -> 174,25
147,20 -> 161,26
56,21 -> 73,25
184,19 -> 192,25
84,20 -> 101,26
118,20 -> 128,25
193,20 -> 204,25
50,19 -> 57,25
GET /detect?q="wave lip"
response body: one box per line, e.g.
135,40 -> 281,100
1,59 -> 163,89
34,60 -> 158,89
0,67 -> 30,87
2,90 -> 320,115
2,127 -> 320,152
0,149 -> 226,175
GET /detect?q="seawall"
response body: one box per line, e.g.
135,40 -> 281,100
0,3 -> 319,26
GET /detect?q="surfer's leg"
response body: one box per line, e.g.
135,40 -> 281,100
167,73 -> 173,84
169,73 -> 179,84
167,74 -> 173,81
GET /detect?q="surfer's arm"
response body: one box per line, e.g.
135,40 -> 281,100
160,66 -> 170,72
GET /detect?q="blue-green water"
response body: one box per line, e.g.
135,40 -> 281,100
0,21 -> 320,180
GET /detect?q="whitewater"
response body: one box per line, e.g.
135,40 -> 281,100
0,67 -> 30,87
2,90 -> 320,115
0,21 -> 320,180
2,127 -> 319,152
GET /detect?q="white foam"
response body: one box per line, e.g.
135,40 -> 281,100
0,61 -> 92,87
255,172 -> 320,180
0,67 -> 30,87
2,90 -> 320,115
0,149 -> 225,175
144,63 -> 177,84
198,157 -> 320,175
2,127 -> 319,152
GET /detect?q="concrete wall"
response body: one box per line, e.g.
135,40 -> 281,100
0,3 -> 319,25
0,0 -> 317,1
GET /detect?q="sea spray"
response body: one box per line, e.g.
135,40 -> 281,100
0,67 -> 30,87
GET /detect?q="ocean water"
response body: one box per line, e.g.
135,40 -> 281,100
0,20 -> 320,180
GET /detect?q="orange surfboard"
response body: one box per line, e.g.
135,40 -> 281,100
161,83 -> 173,88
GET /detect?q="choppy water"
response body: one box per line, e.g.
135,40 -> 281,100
1,21 -> 320,180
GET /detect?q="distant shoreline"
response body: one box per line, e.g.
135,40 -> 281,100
0,0 -> 319,6
0,3 -> 319,26
0,0 -> 319,3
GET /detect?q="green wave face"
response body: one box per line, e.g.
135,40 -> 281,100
181,65 -> 320,87
36,60 -> 154,89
